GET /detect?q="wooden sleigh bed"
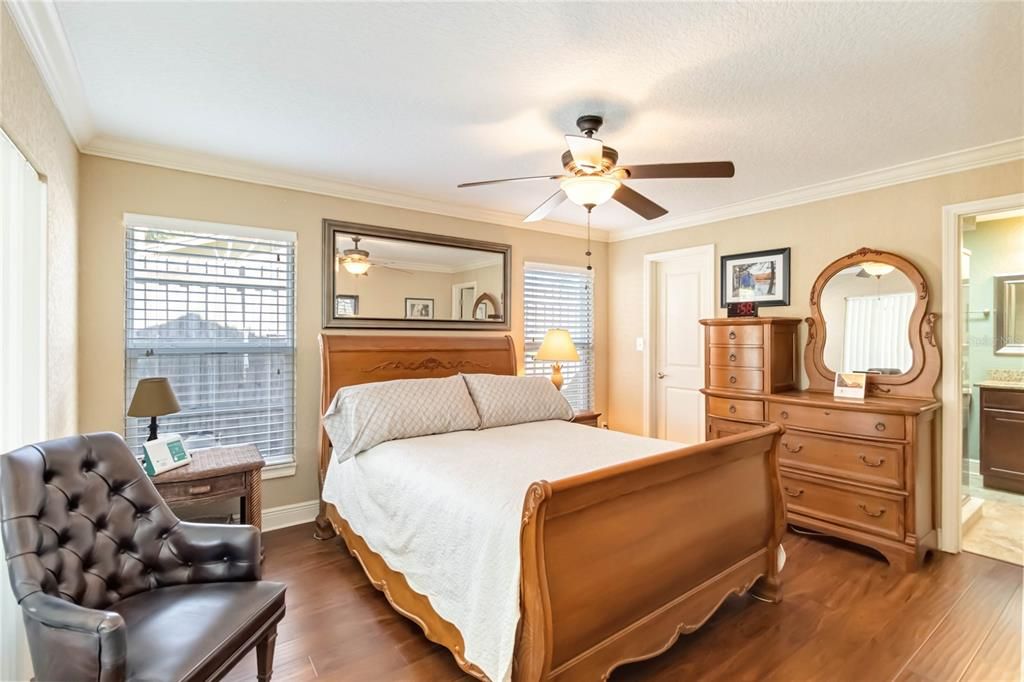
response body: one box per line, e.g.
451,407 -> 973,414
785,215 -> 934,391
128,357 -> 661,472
314,334 -> 786,681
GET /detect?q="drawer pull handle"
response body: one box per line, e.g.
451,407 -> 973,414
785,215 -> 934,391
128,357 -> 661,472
728,330 -> 737,340
782,441 -> 803,454
875,422 -> 886,432
858,503 -> 886,518
729,353 -> 737,362
729,405 -> 737,414
859,454 -> 886,468
780,410 -> 789,419
729,375 -> 737,384
784,487 -> 804,498
187,485 -> 212,495
823,410 -> 831,416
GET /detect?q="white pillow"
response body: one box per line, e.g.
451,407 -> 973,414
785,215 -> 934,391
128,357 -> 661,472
461,374 -> 574,429
323,375 -> 481,462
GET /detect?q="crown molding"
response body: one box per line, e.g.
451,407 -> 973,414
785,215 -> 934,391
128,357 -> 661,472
82,136 -> 609,242
607,137 -> 1024,242
5,0 -> 94,145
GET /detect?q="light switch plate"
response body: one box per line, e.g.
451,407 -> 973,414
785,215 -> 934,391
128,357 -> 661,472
635,337 -> 644,351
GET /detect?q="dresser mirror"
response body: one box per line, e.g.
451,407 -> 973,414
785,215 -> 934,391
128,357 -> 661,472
821,264 -> 916,374
994,273 -> 1024,355
322,220 -> 511,330
805,247 -> 940,398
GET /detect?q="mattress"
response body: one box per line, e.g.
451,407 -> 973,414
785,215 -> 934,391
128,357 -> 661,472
321,419 -> 684,682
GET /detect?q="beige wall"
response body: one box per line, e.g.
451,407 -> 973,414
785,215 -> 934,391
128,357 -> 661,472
78,154 -> 608,507
607,160 -> 1024,435
1,5 -> 79,438
336,266 -> 458,319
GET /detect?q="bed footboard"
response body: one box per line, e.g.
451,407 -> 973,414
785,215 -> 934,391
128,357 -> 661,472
515,424 -> 785,682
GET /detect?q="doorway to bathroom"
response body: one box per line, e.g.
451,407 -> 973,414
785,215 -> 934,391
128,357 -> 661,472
942,196 -> 1024,566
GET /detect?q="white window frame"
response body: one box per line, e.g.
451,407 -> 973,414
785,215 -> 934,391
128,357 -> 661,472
523,261 -> 595,412
123,214 -> 297,472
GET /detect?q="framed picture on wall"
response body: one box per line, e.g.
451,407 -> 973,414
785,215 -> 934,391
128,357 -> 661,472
721,248 -> 791,307
334,294 -> 359,317
405,297 -> 434,319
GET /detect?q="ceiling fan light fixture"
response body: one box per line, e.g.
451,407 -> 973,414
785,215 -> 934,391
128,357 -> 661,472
861,262 -> 895,277
342,257 -> 371,276
560,175 -> 621,208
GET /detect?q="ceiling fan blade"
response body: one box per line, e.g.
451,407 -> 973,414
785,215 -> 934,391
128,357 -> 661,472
613,184 -> 668,220
458,175 -> 561,188
622,162 -> 735,180
565,134 -> 604,171
524,190 -> 567,223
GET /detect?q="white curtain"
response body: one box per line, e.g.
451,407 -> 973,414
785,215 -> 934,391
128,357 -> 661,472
842,293 -> 915,373
0,128 -> 47,682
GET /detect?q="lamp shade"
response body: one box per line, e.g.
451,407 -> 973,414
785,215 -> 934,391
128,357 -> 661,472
560,175 -> 621,207
127,377 -> 181,417
535,329 -> 580,362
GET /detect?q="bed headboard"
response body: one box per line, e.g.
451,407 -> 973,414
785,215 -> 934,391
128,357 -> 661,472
317,333 -> 518,487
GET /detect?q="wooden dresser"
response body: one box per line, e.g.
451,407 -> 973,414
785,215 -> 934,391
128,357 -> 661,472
701,248 -> 943,571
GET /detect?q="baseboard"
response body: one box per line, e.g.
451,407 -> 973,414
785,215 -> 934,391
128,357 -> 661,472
262,499 -> 319,532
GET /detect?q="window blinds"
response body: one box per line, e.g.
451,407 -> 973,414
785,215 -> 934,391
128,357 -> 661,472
523,264 -> 594,411
124,223 -> 296,464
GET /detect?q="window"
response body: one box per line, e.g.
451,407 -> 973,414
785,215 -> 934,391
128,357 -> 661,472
524,263 -> 594,411
124,216 -> 296,465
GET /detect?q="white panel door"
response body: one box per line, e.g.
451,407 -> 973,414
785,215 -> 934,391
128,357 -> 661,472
653,251 -> 712,443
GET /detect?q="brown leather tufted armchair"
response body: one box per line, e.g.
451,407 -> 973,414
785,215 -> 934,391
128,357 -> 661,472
1,432 -> 286,681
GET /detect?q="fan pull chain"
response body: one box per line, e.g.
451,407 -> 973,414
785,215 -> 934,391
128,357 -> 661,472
585,207 -> 593,271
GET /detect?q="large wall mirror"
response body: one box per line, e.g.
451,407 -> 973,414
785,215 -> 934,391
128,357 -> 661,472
994,273 -> 1024,355
322,220 -> 511,330
806,247 -> 940,398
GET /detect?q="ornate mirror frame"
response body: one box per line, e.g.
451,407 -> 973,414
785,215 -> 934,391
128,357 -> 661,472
322,219 -> 512,331
805,246 -> 940,398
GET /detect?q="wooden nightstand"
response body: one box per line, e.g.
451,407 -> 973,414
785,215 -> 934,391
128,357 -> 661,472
572,410 -> 602,427
151,443 -> 265,530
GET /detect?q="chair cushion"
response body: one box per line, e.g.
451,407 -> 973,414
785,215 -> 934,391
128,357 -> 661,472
111,581 -> 286,682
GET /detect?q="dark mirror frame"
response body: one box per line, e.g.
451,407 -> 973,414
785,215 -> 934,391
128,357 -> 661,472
322,219 -> 511,331
994,273 -> 1024,356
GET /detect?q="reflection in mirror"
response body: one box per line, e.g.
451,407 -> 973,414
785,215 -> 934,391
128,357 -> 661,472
326,224 -> 508,329
821,262 -> 916,374
994,273 -> 1024,355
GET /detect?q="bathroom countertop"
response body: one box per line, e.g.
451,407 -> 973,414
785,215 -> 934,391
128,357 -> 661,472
976,380 -> 1024,391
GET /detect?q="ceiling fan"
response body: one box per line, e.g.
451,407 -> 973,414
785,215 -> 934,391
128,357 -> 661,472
336,236 -> 411,277
457,114 -> 735,223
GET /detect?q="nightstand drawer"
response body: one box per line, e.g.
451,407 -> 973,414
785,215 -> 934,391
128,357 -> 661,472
155,472 -> 247,504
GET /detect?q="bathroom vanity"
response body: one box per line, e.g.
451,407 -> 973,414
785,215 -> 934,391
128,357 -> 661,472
979,382 -> 1024,494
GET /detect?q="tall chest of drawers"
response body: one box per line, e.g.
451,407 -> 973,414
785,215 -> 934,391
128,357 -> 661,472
701,317 -> 941,571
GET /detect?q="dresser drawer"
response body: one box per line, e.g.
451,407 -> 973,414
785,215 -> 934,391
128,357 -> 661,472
708,324 -> 763,346
769,403 -> 905,440
709,346 -> 764,369
708,396 -> 764,422
778,431 -> 904,488
707,416 -> 763,440
155,472 -> 247,504
981,387 -> 1024,412
781,474 -> 903,540
709,367 -> 764,392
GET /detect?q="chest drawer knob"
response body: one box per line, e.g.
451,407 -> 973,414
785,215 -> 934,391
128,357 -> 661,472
875,422 -> 886,432
728,404 -> 737,414
729,375 -> 737,384
729,353 -> 737,362
728,330 -> 737,340
784,487 -> 804,498
781,441 -> 803,453
779,410 -> 789,420
858,454 -> 886,468
823,410 -> 831,416
857,503 -> 886,517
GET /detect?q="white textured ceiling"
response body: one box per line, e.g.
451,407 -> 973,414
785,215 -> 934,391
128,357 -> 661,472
55,2 -> 1023,232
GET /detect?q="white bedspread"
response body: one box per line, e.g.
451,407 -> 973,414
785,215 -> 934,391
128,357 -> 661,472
322,420 -> 683,682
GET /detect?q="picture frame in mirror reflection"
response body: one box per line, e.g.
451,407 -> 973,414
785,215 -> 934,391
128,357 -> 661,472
322,220 -> 511,330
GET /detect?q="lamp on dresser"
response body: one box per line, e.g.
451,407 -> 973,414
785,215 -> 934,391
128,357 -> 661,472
536,328 -> 579,390
701,247 -> 942,572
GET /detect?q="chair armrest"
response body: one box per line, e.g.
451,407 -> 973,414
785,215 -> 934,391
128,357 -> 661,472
19,591 -> 126,682
170,521 -> 263,582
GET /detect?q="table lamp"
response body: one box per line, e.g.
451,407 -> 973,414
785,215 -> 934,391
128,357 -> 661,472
127,377 -> 181,441
536,329 -> 579,391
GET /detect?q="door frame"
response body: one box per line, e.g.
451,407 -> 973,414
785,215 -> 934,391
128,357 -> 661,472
450,281 -> 476,320
642,244 -> 716,438
938,192 -> 1024,553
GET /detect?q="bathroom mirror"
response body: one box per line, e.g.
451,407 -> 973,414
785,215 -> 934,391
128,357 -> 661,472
994,273 -> 1024,356
322,220 -> 510,330
821,264 -> 917,374
805,247 -> 940,398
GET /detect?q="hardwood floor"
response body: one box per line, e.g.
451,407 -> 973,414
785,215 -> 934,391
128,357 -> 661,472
225,523 -> 1022,682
